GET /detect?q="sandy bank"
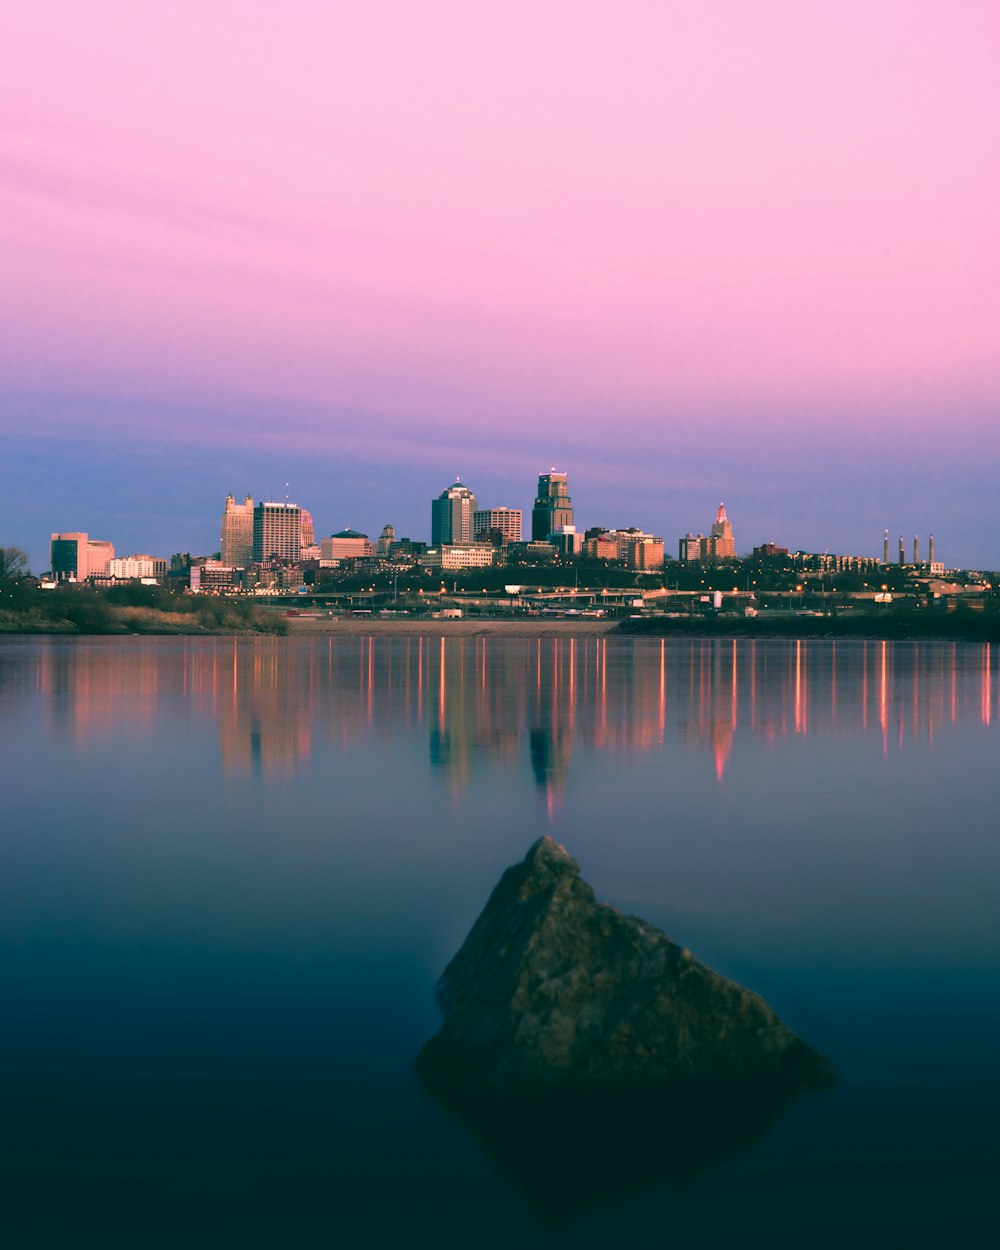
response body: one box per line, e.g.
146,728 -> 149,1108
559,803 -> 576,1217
283,616 -> 619,637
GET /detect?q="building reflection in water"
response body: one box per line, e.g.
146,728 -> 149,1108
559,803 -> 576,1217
9,635 -> 998,794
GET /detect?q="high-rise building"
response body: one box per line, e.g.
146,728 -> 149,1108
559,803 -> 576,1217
473,507 -> 522,544
50,532 -> 88,582
532,471 -> 573,541
376,524 -> 396,557
300,509 -> 315,555
708,503 -> 736,559
432,480 -> 477,545
252,502 -> 303,563
48,534 -> 116,581
221,495 -> 254,567
678,533 -> 704,562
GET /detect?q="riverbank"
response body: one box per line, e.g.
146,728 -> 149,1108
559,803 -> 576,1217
0,593 -> 287,636
283,611 -> 1000,642
282,616 -> 618,637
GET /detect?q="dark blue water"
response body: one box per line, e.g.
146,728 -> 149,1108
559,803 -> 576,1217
1,635 -> 997,1247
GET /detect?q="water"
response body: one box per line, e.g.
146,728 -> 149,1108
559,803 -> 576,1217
1,635 -> 997,1247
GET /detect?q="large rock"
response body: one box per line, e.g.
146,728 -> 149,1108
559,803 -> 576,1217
418,836 -> 831,1094
417,838 -> 833,1215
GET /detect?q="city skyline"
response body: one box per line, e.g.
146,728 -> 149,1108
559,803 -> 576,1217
35,473 -> 964,582
2,3 -> 998,571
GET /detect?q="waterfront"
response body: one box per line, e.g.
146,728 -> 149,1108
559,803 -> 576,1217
1,636 -> 998,1246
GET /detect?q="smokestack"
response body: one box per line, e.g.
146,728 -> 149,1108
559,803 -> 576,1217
929,533 -> 935,565
884,529 -> 889,564
913,534 -> 919,564
898,536 -> 905,566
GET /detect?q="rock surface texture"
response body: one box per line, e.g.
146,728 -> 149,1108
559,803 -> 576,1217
418,836 -> 831,1094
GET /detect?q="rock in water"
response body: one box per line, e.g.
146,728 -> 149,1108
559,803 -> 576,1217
417,836 -> 832,1094
417,838 -> 833,1216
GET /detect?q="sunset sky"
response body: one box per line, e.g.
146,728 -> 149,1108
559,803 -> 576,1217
2,1 -> 997,570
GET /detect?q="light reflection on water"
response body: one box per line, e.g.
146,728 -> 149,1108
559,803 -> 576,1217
10,634 -> 998,790
0,635 -> 998,1247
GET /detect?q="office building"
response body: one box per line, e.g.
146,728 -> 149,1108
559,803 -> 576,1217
252,502 -> 303,563
624,535 -> 664,570
549,526 -> 582,558
49,533 -> 116,582
190,561 -> 241,592
584,532 -> 621,560
107,555 -> 168,580
300,509 -> 315,558
473,507 -> 522,544
221,495 -> 255,567
422,543 -> 495,570
432,480 -> 477,545
531,471 -> 573,541
86,540 -> 115,576
678,533 -> 703,562
321,530 -> 373,561
50,532 -> 89,582
376,524 -> 396,557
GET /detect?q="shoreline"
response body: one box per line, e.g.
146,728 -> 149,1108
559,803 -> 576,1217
282,617 -> 619,637
2,616 -> 997,643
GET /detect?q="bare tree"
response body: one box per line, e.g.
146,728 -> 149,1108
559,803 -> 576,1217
0,547 -> 31,580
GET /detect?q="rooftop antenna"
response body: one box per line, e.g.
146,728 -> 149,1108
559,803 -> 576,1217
285,482 -> 290,504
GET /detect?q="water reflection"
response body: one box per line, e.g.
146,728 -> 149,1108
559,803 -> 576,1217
3,636 -> 997,796
418,1073 -> 822,1221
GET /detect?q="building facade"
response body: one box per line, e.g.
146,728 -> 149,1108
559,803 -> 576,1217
50,532 -> 89,582
252,502 -> 303,563
473,507 -> 522,544
221,495 -> 255,567
531,471 -> 573,541
678,533 -> 703,562
624,536 -> 665,570
190,561 -> 241,592
86,540 -> 115,576
376,524 -> 396,557
422,543 -> 495,569
707,503 -> 736,559
432,480 -> 477,545
320,530 -> 373,561
106,555 -> 167,580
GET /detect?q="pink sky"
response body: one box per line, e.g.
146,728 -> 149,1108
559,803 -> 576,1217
1,2 -> 998,566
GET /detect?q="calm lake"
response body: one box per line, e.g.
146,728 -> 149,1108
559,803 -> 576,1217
1,635 -> 997,1247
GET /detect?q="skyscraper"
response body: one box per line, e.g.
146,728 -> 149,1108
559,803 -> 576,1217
708,503 -> 736,559
432,480 -> 477,545
531,471 -> 573,541
376,523 -> 396,557
252,501 -> 303,562
221,494 -> 254,567
300,509 -> 315,554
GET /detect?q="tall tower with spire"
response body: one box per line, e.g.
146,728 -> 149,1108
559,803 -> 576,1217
707,503 -> 736,559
